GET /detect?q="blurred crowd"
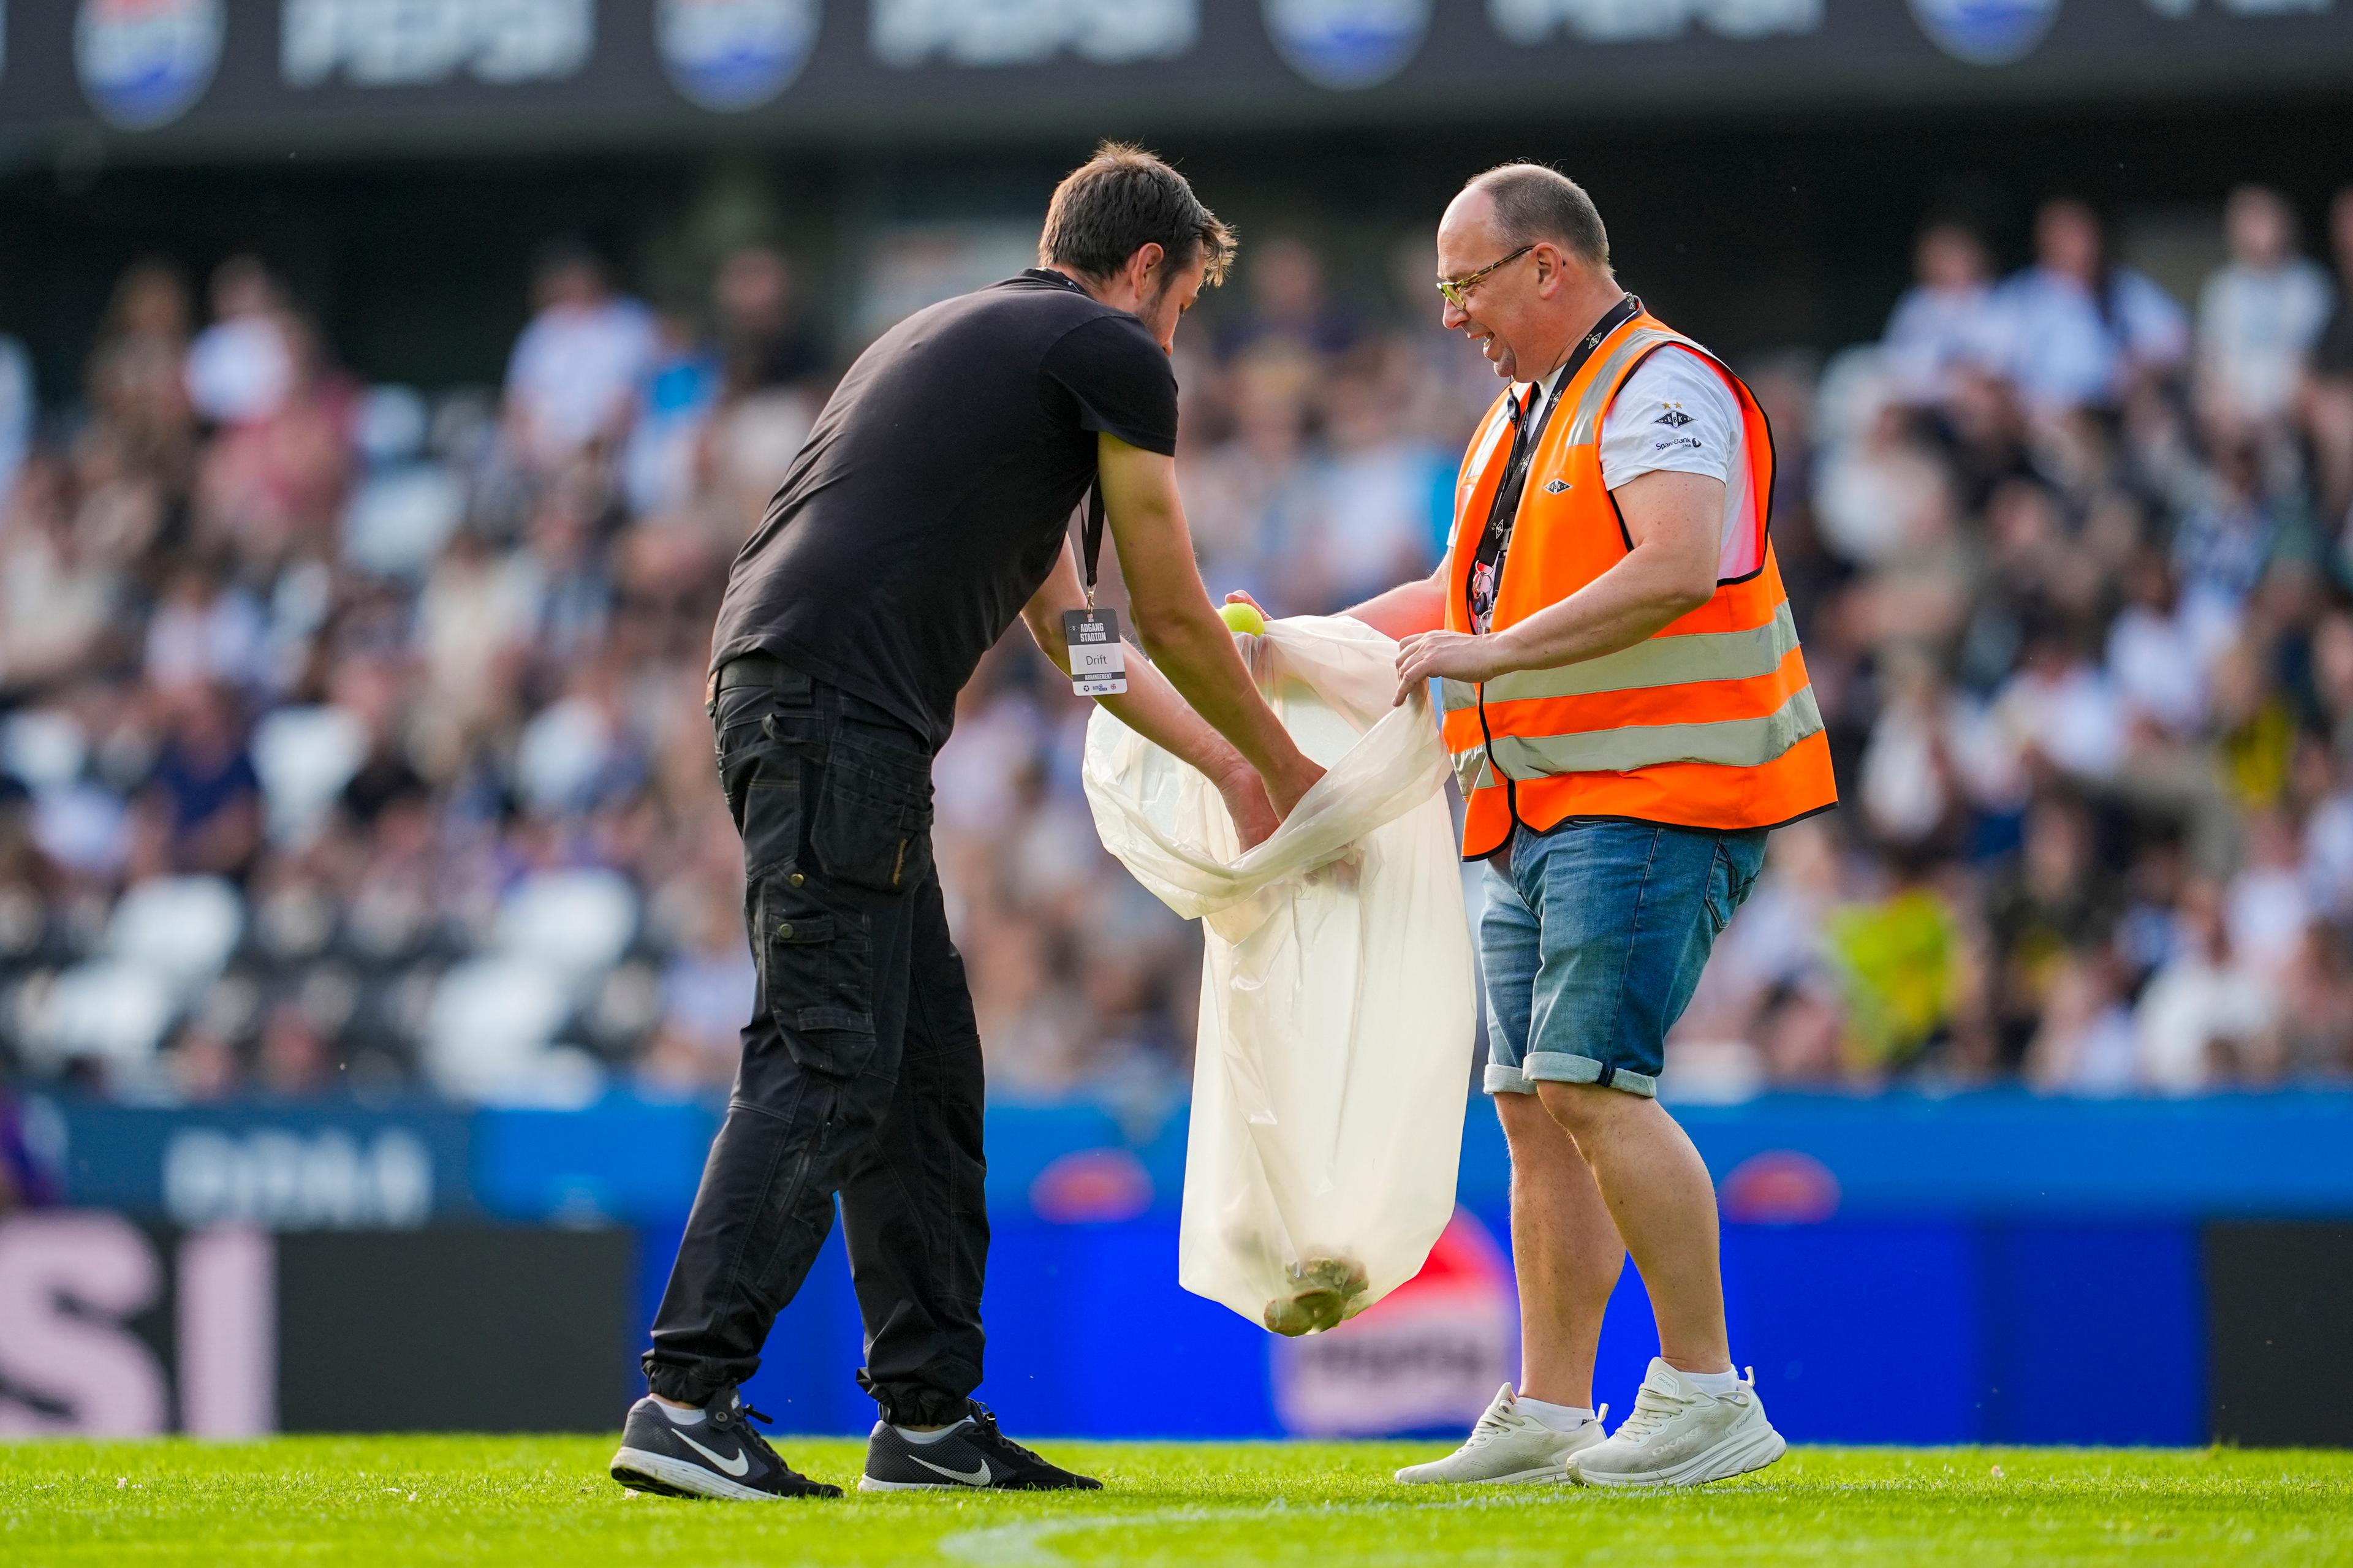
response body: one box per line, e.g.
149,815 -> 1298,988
4,180 -> 2353,1109
1681,186 -> 2353,1097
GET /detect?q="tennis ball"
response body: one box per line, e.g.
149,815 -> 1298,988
1220,602 -> 1267,637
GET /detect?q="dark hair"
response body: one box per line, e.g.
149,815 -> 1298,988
532,235 -> 607,288
1466,163 -> 1610,271
1040,142 -> 1236,287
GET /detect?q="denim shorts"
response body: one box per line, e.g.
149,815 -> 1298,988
1481,817 -> 1768,1100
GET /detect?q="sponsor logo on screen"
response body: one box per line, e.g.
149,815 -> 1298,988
659,0 -> 819,111
1490,0 -> 1821,47
1270,1208 -> 1515,1436
1264,0 -> 1430,89
75,0 -> 224,131
281,0 -> 593,89
871,0 -> 1194,68
1907,0 -> 2061,64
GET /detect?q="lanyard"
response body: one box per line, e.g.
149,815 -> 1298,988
1081,478 -> 1107,609
1468,294 -> 1642,634
1485,293 -> 1640,543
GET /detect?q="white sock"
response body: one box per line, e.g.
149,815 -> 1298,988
659,1403 -> 707,1426
895,1418 -> 972,1445
1517,1396 -> 1596,1433
1682,1367 -> 1741,1397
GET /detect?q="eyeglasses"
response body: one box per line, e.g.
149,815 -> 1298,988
1436,244 -> 1534,309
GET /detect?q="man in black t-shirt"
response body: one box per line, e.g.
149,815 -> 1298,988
612,146 -> 1323,1502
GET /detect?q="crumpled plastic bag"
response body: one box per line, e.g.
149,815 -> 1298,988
1081,615 -> 1475,1334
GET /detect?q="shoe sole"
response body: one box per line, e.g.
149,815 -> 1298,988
856,1475 -> 1102,1493
1395,1463 -> 1574,1486
610,1446 -> 839,1501
1567,1424 -> 1786,1489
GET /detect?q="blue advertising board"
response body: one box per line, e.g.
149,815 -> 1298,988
32,1089 -> 2353,1444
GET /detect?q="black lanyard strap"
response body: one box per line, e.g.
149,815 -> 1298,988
1081,478 -> 1107,608
1479,293 -> 1641,546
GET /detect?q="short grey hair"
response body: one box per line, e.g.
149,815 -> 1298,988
1466,163 -> 1610,271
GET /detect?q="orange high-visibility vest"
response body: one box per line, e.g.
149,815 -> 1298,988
1441,309 -> 1837,859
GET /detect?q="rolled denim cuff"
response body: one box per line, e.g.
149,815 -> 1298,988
1521,1050 -> 1659,1100
1483,1061 -> 1533,1096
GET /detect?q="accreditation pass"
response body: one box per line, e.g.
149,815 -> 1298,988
1063,607 -> 1128,697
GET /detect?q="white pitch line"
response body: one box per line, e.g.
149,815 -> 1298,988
936,1494 -> 1551,1566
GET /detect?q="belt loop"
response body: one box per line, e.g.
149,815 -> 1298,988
1596,1064 -> 1616,1089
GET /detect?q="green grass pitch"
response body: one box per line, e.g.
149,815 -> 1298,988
4,1437 -> 2351,1564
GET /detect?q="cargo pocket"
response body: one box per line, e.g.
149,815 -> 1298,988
757,876 -> 876,1077
811,730 -> 934,894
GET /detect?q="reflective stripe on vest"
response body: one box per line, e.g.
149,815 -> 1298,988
1442,599 -> 1802,711
1466,685 -> 1822,780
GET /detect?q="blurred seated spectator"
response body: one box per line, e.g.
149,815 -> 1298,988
623,307 -> 721,517
2025,945 -> 2139,1095
0,458 -> 123,694
2273,922 -> 2353,1080
1879,219 -> 2001,407
2304,185 -> 2353,525
1985,198 -> 2188,416
1218,237 -> 1361,360
86,258 -> 195,480
2196,186 -> 2332,436
714,244 -> 821,394
192,311 -> 357,564
2135,881 -> 2275,1092
638,878 -> 756,1094
0,324 -> 29,509
503,240 -> 657,471
141,683 -> 262,881
184,256 -> 295,427
1826,852 -> 1963,1077
145,560 -> 268,694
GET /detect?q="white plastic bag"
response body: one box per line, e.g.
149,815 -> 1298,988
1081,615 -> 1476,1335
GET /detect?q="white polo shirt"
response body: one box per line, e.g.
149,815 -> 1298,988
1539,343 -> 1749,577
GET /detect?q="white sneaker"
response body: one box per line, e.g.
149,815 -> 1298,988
1567,1359 -> 1785,1488
1394,1385 -> 1607,1485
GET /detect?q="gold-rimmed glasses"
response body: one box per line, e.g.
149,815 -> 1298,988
1436,244 -> 1534,309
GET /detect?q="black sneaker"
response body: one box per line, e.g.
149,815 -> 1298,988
859,1401 -> 1102,1492
611,1388 -> 842,1500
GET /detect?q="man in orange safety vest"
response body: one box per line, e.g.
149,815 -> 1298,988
1237,164 -> 1835,1488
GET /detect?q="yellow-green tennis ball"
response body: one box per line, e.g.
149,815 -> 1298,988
1220,602 -> 1267,636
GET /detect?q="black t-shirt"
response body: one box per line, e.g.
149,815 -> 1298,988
708,270 -> 1179,748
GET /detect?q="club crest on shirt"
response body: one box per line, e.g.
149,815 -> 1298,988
1654,404 -> 1694,428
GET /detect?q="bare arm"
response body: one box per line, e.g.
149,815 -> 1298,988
1391,470 -> 1724,703
1343,562 -> 1450,640
1226,559 -> 1450,642
1021,539 -> 1281,849
1097,433 -> 1324,816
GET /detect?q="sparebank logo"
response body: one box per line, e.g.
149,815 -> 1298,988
1265,0 -> 1430,89
1908,0 -> 2061,64
659,0 -> 819,112
76,0 -> 225,131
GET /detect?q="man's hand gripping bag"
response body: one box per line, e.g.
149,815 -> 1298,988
1081,615 -> 1475,1335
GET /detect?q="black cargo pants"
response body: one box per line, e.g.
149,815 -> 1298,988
642,656 -> 988,1426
